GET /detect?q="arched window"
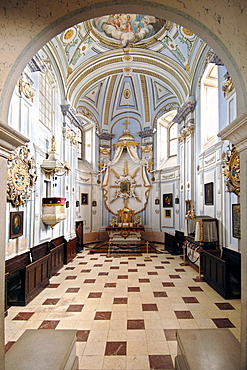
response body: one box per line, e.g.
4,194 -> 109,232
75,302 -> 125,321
77,127 -> 83,160
157,110 -> 178,169
200,63 -> 219,150
39,69 -> 54,130
168,122 -> 178,157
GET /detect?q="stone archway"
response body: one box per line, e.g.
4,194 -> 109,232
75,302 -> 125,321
1,0 -> 247,124
1,1 -> 247,368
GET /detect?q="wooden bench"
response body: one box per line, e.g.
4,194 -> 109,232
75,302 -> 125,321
30,241 -> 50,261
5,247 -> 51,306
64,237 -> 77,264
50,236 -> 66,275
5,252 -> 31,306
165,230 -> 185,255
202,247 -> 241,299
5,329 -> 78,370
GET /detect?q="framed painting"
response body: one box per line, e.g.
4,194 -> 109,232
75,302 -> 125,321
10,211 -> 23,239
204,182 -> 214,205
185,200 -> 191,214
232,204 -> 241,238
165,209 -> 171,218
81,193 -> 88,205
163,193 -> 173,208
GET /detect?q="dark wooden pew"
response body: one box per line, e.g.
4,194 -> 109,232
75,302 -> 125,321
50,236 -> 66,275
202,247 -> 241,299
5,252 -> 31,306
30,241 -> 50,261
64,237 -> 77,264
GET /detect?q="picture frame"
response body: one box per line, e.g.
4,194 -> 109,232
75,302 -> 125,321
204,182 -> 214,205
165,209 -> 171,218
232,204 -> 241,238
120,180 -> 130,194
10,211 -> 23,239
163,193 -> 173,208
185,200 -> 191,214
81,193 -> 88,205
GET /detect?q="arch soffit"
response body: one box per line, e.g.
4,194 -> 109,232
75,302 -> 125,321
1,0 -> 246,122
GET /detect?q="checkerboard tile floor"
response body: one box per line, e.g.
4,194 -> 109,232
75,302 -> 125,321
5,250 -> 241,369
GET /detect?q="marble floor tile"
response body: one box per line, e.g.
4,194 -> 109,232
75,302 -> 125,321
5,250 -> 241,369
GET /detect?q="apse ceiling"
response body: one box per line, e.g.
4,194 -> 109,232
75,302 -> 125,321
46,14 -> 211,133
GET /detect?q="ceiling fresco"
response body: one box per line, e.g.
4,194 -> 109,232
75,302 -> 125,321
47,14 -> 211,136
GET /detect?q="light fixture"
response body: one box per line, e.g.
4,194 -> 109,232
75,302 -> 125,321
40,136 -> 71,179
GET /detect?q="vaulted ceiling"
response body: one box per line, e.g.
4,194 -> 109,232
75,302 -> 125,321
45,14 -> 211,134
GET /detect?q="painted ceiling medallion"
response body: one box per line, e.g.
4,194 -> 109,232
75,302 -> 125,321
7,146 -> 37,207
61,27 -> 77,44
92,14 -> 166,47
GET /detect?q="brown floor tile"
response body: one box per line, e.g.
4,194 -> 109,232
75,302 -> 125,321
84,279 -> 96,283
128,257 -> 136,260
117,275 -> 128,279
110,266 -> 120,269
137,263 -> 145,266
149,354 -> 174,369
120,262 -> 128,264
104,283 -> 116,287
94,264 -> 103,267
153,291 -> 168,297
88,292 -> 102,298
142,303 -> 158,311
77,256 -> 85,258
12,312 -> 34,320
105,341 -> 127,355
128,269 -> 138,272
79,262 -> 87,265
65,267 -> 75,270
66,287 -> 80,293
169,275 -> 181,279
127,319 -> 145,330
65,276 -> 77,280
113,297 -> 128,304
42,298 -> 60,305
5,341 -> 15,353
66,304 -> 84,312
139,278 -> 150,283
128,287 -> 140,292
167,257 -> 175,260
94,311 -> 112,320
212,318 -> 235,328
38,320 -> 59,329
175,311 -> 193,319
90,257 -> 98,260
148,272 -> 158,275
150,255 -> 158,258
98,272 -> 109,276
162,282 -> 175,287
182,297 -> 199,303
188,286 -> 203,292
161,261 -> 170,264
81,269 -> 91,273
104,260 -> 113,262
47,283 -> 60,288
215,302 -> 235,310
77,330 -> 90,342
164,329 -> 177,341
155,266 -> 165,269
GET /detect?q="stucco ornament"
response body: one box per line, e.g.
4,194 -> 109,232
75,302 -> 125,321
7,145 -> 37,207
223,145 -> 240,196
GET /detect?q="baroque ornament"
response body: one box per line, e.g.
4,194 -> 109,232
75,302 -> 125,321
7,145 -> 37,207
223,145 -> 240,196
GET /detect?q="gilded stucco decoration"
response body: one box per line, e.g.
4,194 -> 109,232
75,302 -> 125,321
223,145 -> 240,196
7,146 -> 37,207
